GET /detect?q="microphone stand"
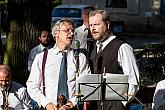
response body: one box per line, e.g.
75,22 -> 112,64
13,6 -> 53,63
74,49 -> 83,110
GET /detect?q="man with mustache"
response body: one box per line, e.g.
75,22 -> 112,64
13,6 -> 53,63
0,65 -> 32,109
26,18 -> 91,110
87,9 -> 140,110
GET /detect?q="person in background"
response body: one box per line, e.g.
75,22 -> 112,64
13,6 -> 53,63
87,9 -> 140,110
71,6 -> 95,57
28,30 -> 52,72
0,64 -> 32,109
26,18 -> 91,110
152,79 -> 165,110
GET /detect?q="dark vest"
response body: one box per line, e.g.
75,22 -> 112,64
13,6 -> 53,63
89,38 -> 124,74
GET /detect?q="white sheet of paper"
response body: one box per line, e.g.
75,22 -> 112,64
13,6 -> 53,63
104,73 -> 129,100
77,74 -> 129,101
76,74 -> 101,101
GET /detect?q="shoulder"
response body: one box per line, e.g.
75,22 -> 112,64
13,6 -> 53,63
75,26 -> 84,32
120,43 -> 133,50
30,45 -> 40,53
157,80 -> 165,87
35,47 -> 54,58
11,81 -> 27,93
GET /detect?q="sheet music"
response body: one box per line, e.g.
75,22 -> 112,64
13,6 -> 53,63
104,73 -> 129,100
77,74 -> 129,101
77,74 -> 101,101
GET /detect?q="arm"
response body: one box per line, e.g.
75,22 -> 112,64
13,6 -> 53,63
26,54 -> 52,108
69,53 -> 91,107
28,49 -> 36,72
153,81 -> 165,110
118,43 -> 140,99
79,53 -> 91,75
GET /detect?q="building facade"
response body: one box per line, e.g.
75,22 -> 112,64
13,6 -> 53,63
62,0 -> 165,34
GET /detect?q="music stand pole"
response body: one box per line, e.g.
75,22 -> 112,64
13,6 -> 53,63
100,68 -> 106,110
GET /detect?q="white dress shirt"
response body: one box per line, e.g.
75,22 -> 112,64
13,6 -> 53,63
96,35 -> 140,102
72,24 -> 88,49
153,79 -> 165,110
0,81 -> 32,110
26,46 -> 91,108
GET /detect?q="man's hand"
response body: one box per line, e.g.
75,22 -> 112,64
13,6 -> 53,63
45,102 -> 58,110
59,101 -> 73,110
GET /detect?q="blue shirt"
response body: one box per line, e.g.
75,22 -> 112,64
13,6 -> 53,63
28,44 -> 47,72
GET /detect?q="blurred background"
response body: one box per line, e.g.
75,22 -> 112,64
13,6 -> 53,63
0,0 -> 165,109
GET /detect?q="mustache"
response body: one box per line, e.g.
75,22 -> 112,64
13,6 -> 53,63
92,31 -> 98,34
0,83 -> 11,91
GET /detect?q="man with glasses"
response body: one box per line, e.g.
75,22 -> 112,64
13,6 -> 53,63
26,18 -> 91,110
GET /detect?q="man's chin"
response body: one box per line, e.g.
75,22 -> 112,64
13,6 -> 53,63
93,37 -> 100,41
0,87 -> 7,91
41,43 -> 48,47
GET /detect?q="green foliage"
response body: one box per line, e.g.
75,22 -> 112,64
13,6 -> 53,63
137,44 -> 165,85
52,0 -> 62,8
3,0 -> 51,86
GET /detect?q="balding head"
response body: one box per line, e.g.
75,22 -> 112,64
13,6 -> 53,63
0,65 -> 11,91
0,65 -> 11,76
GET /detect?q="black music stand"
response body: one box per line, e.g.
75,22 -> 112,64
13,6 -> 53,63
77,74 -> 129,110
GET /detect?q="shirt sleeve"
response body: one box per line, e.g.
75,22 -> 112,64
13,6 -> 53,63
70,53 -> 91,106
118,43 -> 140,100
153,81 -> 165,110
28,49 -> 36,72
79,53 -> 91,75
26,53 -> 51,108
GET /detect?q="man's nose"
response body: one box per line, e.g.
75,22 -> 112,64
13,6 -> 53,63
70,31 -> 74,36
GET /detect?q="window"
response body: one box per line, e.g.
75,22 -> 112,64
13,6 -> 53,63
106,0 -> 127,8
52,8 -> 81,18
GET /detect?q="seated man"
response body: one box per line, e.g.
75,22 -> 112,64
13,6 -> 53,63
0,64 -> 32,109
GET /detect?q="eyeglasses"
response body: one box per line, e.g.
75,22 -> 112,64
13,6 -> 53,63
57,29 -> 74,34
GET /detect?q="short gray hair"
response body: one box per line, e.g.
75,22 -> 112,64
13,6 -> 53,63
51,18 -> 74,36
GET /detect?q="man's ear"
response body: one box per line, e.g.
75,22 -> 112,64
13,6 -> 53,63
38,36 -> 41,41
54,31 -> 59,39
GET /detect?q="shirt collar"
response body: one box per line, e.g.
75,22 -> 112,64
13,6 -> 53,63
81,24 -> 88,31
39,44 -> 47,51
96,35 -> 116,50
53,44 -> 71,55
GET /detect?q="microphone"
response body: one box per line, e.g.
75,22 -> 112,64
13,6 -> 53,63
73,40 -> 80,58
73,40 -> 80,75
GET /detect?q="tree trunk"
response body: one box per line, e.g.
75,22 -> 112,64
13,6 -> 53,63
3,0 -> 51,86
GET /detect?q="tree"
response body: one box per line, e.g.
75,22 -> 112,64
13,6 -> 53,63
52,0 -> 62,8
3,0 -> 51,85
